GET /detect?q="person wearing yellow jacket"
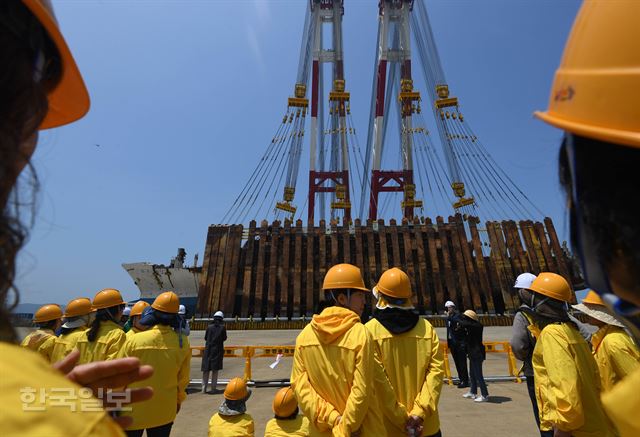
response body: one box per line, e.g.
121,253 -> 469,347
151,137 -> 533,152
527,273 -> 616,437
20,304 -> 62,362
125,300 -> 150,340
50,297 -> 94,363
118,291 -> 191,437
208,377 -> 255,437
572,291 -> 640,393
365,267 -> 444,437
76,289 -> 127,363
291,263 -> 383,437
536,2 -> 640,435
264,386 -> 316,437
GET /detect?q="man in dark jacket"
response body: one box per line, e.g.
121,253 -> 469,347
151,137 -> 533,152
458,310 -> 489,402
202,311 -> 227,393
445,301 -> 469,387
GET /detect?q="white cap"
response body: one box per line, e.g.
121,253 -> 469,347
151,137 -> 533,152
123,307 -> 131,316
178,304 -> 186,315
514,273 -> 537,289
214,311 -> 224,318
445,300 -> 455,308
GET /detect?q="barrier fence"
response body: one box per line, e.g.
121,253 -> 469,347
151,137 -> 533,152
191,341 -> 523,383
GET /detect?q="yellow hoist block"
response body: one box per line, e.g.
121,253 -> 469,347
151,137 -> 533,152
331,201 -> 351,210
401,199 -> 424,209
335,184 -> 346,200
288,84 -> 308,108
436,84 -> 450,99
276,201 -> 297,214
283,186 -> 295,202
404,183 -> 416,198
453,197 -> 475,209
451,182 -> 466,198
295,83 -> 306,98
435,97 -> 459,109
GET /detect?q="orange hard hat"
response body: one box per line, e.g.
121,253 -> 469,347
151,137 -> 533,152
535,1 -> 640,149
374,267 -> 412,299
21,0 -> 90,129
151,291 -> 180,314
224,377 -> 249,401
92,289 -> 125,310
581,290 -> 605,306
63,297 -> 93,318
528,272 -> 572,303
33,304 -> 62,323
272,387 -> 297,417
322,264 -> 369,292
130,300 -> 150,317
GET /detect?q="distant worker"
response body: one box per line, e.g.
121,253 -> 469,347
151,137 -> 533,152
208,377 -> 255,437
178,304 -> 190,336
202,310 -> 227,393
121,305 -> 131,326
572,291 -> 640,393
20,304 -> 63,362
76,288 -> 127,363
125,300 -> 150,339
50,297 -> 93,363
527,273 -> 615,436
366,267 -> 444,436
291,263 -> 383,436
445,300 -> 469,388
118,291 -> 191,437
264,386 -> 312,437
458,310 -> 489,402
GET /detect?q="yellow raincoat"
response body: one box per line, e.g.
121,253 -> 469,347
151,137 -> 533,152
591,325 -> 640,392
264,415 -> 316,436
118,324 -> 191,430
532,322 -> 616,436
1,342 -> 124,436
291,306 -> 383,437
20,329 -> 55,361
602,367 -> 640,437
366,317 -> 444,436
208,413 -> 254,437
125,326 -> 141,340
75,320 -> 126,363
50,327 -> 87,363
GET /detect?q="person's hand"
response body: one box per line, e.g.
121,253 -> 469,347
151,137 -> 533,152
406,415 -> 424,436
54,350 -> 154,428
553,428 -> 572,437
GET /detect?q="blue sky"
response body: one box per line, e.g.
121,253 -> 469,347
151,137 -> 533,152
17,0 -> 581,305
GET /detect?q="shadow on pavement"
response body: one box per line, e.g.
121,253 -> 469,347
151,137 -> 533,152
487,396 -> 512,404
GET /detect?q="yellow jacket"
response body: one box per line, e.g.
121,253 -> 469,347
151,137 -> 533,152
291,306 -> 383,437
50,328 -> 87,363
0,342 -> 124,437
602,367 -> 640,437
125,326 -> 142,340
20,329 -> 55,361
208,413 -> 254,437
264,416 -> 318,436
118,324 -> 191,430
591,325 -> 640,392
532,322 -> 616,436
75,320 -> 126,364
366,317 -> 444,436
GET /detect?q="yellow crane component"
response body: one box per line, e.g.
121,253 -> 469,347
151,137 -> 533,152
288,83 -> 308,108
401,184 -> 423,209
450,182 -> 475,210
435,83 -> 459,109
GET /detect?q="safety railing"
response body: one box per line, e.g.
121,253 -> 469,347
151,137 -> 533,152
191,341 -> 523,383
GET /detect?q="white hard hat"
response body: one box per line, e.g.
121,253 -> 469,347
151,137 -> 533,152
123,307 -> 131,316
445,300 -> 455,308
514,273 -> 537,290
214,311 -> 224,319
178,304 -> 186,315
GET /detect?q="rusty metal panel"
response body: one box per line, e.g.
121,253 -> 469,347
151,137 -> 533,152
468,217 -> 495,313
241,221 -> 257,317
436,216 -> 457,309
293,220 -> 303,315
424,218 -> 444,315
279,220 -> 291,317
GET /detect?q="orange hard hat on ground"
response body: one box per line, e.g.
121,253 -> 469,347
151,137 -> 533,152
272,387 -> 297,417
224,377 -> 249,401
463,309 -> 479,322
151,291 -> 180,314
535,1 -> 640,149
63,298 -> 93,318
374,267 -> 412,299
92,289 -> 125,310
322,264 -> 369,292
130,300 -> 150,317
33,304 -> 62,323
21,0 -> 90,129
528,272 -> 572,302
581,290 -> 605,306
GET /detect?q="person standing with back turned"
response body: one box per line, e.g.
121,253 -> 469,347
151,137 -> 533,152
202,310 -> 227,393
445,301 -> 469,388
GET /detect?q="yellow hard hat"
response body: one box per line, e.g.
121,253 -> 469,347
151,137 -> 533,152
581,290 -> 605,306
528,272 -> 572,302
463,309 -> 478,322
374,267 -> 412,299
322,264 -> 369,292
63,297 -> 93,318
21,0 -> 90,129
151,291 -> 180,314
130,300 -> 150,317
535,1 -> 640,149
33,304 -> 62,323
272,387 -> 297,417
92,288 -> 125,310
224,377 -> 249,401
